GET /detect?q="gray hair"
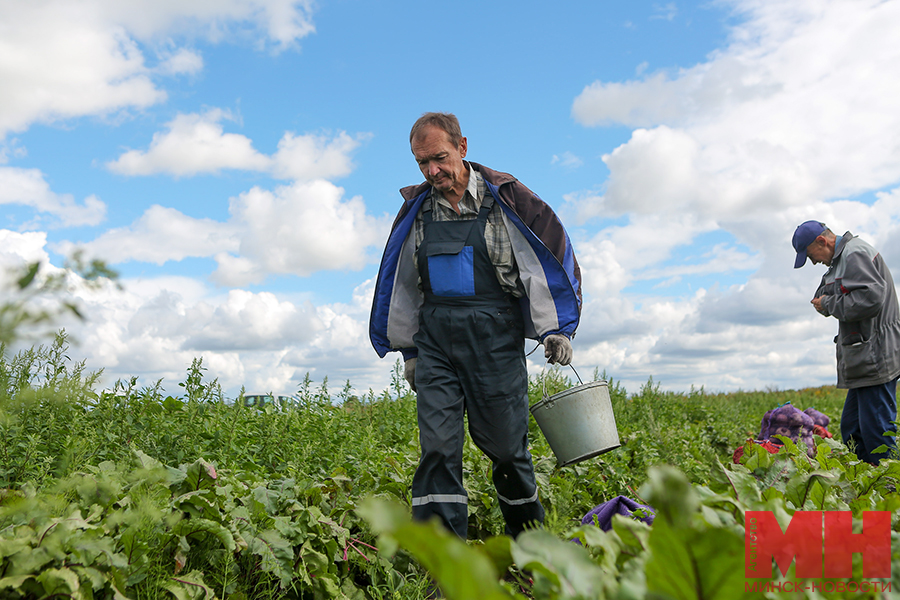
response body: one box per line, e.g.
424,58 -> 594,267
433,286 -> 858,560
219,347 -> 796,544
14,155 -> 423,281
409,112 -> 463,147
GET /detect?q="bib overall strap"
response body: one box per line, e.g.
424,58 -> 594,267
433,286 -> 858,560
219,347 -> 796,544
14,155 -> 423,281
477,193 -> 495,221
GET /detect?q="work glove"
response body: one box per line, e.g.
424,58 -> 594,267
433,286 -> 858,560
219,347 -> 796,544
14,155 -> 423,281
543,334 -> 573,365
404,357 -> 417,392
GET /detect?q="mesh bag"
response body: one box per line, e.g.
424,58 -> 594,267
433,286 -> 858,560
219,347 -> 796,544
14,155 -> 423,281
757,402 -> 816,457
803,407 -> 833,438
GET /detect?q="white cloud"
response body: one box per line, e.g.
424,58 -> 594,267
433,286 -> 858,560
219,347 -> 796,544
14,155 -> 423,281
106,109 -> 366,180
100,0 -> 316,50
157,48 -> 204,75
570,269 -> 847,392
572,0 -> 900,206
0,1 -> 316,139
651,3 -> 678,21
214,180 -> 389,285
57,272 -> 386,399
57,180 -> 390,285
55,205 -> 239,265
8,0 -> 900,399
172,289 -> 322,352
637,243 -> 760,283
0,1 -> 162,139
575,210 -> 714,298
562,0 -> 900,392
551,151 -> 584,170
270,131 -> 366,181
567,0 -> 900,298
0,167 -> 107,227
0,230 -> 49,265
0,139 -> 27,164
106,109 -> 271,176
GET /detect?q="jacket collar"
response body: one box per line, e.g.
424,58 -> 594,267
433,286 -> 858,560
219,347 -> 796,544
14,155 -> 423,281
833,231 -> 854,261
399,161 -> 517,202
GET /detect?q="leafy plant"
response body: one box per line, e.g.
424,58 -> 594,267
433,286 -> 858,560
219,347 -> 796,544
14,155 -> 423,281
2,335 -> 894,599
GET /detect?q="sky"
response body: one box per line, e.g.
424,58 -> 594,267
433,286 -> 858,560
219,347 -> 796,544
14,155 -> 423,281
2,0 -> 900,399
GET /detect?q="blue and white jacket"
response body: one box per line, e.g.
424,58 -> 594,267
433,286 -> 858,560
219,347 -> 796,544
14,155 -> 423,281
370,162 -> 582,360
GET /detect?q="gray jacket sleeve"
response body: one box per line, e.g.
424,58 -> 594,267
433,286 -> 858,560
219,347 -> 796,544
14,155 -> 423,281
820,252 -> 886,321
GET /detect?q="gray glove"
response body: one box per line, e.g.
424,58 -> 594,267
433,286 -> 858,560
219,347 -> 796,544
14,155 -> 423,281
543,334 -> 573,365
404,357 -> 417,392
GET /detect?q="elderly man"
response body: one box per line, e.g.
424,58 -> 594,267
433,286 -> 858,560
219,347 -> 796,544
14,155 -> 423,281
370,112 -> 582,539
792,220 -> 900,464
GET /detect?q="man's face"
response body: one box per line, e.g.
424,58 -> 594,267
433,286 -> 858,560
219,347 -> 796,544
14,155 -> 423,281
806,237 -> 833,266
411,125 -> 468,195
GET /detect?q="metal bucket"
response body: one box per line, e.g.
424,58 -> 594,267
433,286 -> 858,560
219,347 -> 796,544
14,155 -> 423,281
530,368 -> 621,467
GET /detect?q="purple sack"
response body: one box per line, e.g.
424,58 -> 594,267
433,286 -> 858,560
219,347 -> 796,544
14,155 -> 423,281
581,495 -> 655,531
803,407 -> 831,429
757,402 -> 816,457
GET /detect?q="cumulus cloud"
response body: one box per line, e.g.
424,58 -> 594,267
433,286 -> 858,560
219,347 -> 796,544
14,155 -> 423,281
57,180 -> 389,285
270,131 -> 366,181
214,180 -> 389,285
562,0 -> 900,392
67,280 -> 322,392
55,205 -> 239,265
572,273 -> 842,393
106,110 -> 271,177
0,236 -> 373,398
575,210 -> 714,299
280,278 -> 385,383
91,0 -> 315,48
106,109 -> 366,179
0,0 -> 316,139
55,271 -> 386,399
157,289 -> 322,352
0,167 -> 107,227
638,243 -> 760,285
572,0 -> 900,208
568,0 -> 900,289
0,230 -> 49,264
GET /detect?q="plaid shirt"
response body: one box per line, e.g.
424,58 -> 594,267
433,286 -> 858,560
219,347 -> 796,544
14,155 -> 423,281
414,165 -> 524,297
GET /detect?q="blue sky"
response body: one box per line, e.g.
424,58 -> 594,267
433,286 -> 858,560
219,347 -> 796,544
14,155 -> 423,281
3,0 -> 900,398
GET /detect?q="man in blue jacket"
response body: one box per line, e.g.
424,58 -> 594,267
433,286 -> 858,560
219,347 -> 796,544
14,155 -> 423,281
370,113 -> 582,539
793,220 -> 900,464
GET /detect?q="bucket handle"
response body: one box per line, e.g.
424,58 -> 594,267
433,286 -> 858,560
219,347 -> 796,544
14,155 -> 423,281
540,361 -> 584,402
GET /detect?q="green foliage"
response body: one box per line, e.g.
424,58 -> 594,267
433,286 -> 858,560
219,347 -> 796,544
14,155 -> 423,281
359,499 -> 513,600
642,466 -> 749,600
1,337 -> 896,599
0,451 -> 397,599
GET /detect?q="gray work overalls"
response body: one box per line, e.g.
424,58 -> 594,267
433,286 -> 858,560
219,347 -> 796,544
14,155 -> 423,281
411,191 -> 545,538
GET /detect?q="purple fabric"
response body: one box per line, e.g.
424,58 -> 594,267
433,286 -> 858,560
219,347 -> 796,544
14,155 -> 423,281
581,495 -> 655,531
758,402 -> 816,457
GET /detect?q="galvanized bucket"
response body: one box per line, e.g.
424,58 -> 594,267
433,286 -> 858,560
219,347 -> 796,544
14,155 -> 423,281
530,365 -> 621,467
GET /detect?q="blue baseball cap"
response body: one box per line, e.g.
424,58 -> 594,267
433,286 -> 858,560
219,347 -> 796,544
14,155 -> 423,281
792,220 -> 826,268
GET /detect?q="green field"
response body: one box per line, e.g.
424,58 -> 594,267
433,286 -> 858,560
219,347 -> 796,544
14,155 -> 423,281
1,333 -> 898,599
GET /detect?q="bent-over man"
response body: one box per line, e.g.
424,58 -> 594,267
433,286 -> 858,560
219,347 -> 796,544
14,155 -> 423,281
792,220 -> 900,464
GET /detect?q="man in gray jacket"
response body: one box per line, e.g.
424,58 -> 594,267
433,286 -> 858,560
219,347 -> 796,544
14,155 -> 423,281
793,220 -> 900,463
